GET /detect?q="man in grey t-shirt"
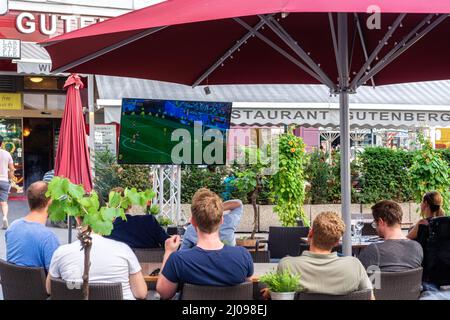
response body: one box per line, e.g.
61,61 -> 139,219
359,200 -> 423,272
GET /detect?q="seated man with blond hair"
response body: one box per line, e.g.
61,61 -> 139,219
156,188 -> 254,300
275,212 -> 373,297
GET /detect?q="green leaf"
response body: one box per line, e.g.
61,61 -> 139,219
68,183 -> 85,200
149,204 -> 160,215
108,191 -> 121,208
125,188 -> 141,205
64,204 -> 81,217
100,207 -> 121,221
46,176 -> 69,199
48,199 -> 67,222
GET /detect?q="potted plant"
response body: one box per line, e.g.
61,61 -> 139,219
46,176 -> 156,300
260,269 -> 302,300
232,147 -> 269,248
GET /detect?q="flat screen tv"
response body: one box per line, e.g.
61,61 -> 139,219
118,98 -> 232,165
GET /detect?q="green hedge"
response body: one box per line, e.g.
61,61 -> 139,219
95,148 -> 450,205
358,147 -> 414,203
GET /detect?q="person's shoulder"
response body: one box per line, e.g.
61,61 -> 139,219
53,242 -> 78,258
224,245 -> 248,255
98,235 -> 133,251
361,242 -> 379,252
6,218 -> 23,230
404,238 -> 424,251
338,254 -> 364,265
279,255 -> 302,267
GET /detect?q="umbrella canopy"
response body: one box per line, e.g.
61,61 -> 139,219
42,0 -> 450,86
42,0 -> 450,255
55,74 -> 93,193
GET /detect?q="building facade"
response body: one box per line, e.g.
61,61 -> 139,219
0,0 -> 162,196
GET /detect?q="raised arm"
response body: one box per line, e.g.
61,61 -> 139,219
156,235 -> 181,300
222,199 -> 243,213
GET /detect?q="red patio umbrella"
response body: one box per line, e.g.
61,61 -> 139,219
41,0 -> 450,255
55,73 -> 93,192
55,74 -> 93,242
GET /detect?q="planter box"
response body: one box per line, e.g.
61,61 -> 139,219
179,202 -> 419,233
409,203 -> 421,224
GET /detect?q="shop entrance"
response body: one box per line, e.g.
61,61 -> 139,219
23,118 -> 61,189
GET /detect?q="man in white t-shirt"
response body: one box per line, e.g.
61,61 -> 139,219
0,135 -> 16,229
46,231 -> 148,300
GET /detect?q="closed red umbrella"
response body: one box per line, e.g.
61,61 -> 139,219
42,0 -> 450,255
55,74 -> 93,193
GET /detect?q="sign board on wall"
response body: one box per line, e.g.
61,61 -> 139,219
0,10 -> 107,42
231,108 -> 450,128
94,124 -> 117,155
0,39 -> 20,59
1,0 -> 7,16
0,93 -> 22,110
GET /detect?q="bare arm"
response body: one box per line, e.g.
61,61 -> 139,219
46,274 -> 52,295
156,236 -> 181,300
8,163 -> 15,181
407,223 -> 419,240
222,200 -> 243,213
129,271 -> 148,300
407,219 -> 427,240
156,273 -> 178,300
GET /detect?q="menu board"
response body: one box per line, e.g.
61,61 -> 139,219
94,124 -> 117,155
0,118 -> 24,194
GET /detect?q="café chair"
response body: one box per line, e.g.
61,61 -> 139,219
296,289 -> 372,300
50,278 -> 123,300
250,250 -> 271,263
0,259 -> 48,300
132,248 -> 165,263
181,282 -> 254,300
256,226 -> 310,260
373,268 -> 423,300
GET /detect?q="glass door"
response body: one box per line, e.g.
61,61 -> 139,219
0,118 -> 24,195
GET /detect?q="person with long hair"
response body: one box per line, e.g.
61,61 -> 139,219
407,191 -> 445,241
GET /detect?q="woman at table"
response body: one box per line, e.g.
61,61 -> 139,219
407,191 -> 445,244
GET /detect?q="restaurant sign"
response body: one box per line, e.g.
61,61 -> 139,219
231,108 -> 450,128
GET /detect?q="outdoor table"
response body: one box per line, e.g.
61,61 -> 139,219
300,236 -> 384,255
141,263 -> 278,283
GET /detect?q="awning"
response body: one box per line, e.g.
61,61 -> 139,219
14,42 -> 54,75
96,76 -> 450,128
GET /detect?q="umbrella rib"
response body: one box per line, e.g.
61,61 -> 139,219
329,13 -> 342,89
357,14 -> 448,87
350,13 -> 407,89
233,17 -> 329,87
51,26 -> 167,74
191,16 -> 273,88
260,15 -> 336,90
354,13 -> 375,88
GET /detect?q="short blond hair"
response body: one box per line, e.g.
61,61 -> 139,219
191,188 -> 223,233
312,212 -> 345,250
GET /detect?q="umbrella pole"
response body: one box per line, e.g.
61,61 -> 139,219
68,215 -> 72,243
337,13 -> 352,256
